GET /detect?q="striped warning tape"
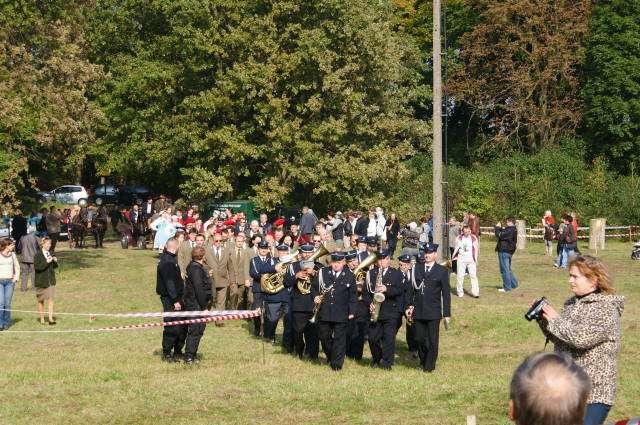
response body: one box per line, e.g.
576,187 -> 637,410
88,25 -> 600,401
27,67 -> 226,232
2,310 -> 261,334
1,308 -> 257,319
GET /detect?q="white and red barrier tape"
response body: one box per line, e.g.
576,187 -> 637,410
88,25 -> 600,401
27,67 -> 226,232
1,310 -> 261,334
1,308 -> 257,319
607,419 -> 640,425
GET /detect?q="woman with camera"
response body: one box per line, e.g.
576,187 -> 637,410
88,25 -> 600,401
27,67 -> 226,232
536,255 -> 624,425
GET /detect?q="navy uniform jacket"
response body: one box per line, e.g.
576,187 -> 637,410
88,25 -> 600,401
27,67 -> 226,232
286,261 -> 313,312
311,267 -> 357,323
399,268 -> 413,315
264,258 -> 292,303
356,250 -> 369,264
249,255 -> 277,294
363,267 -> 404,322
349,266 -> 369,321
408,263 -> 451,321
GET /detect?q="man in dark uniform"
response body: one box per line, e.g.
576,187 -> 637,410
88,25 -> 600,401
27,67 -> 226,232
263,244 -> 293,351
156,238 -> 187,361
345,249 -> 369,361
406,243 -> 451,372
365,236 -> 378,254
286,259 -> 319,360
355,236 -> 369,263
249,240 -> 277,337
312,252 -> 356,371
183,246 -> 213,364
364,249 -> 403,370
398,254 -> 418,355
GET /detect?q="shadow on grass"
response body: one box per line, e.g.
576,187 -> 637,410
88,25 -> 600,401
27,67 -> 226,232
55,249 -> 107,272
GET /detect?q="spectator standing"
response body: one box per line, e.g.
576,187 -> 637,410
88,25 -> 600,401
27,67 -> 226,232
156,238 -> 186,362
557,214 -> 577,269
183,246 -> 213,364
34,237 -> 57,325
467,212 -> 480,237
45,206 -> 62,253
299,206 -> 317,237
448,217 -> 460,272
385,213 -> 400,258
18,231 -> 39,291
495,218 -> 518,293
536,255 -> 624,425
400,222 -> 420,257
353,211 -> 368,238
10,211 -> 28,243
452,225 -> 480,298
542,210 -> 556,256
0,238 -> 20,330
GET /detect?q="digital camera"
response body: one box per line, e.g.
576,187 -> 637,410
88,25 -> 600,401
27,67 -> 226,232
525,297 -> 547,321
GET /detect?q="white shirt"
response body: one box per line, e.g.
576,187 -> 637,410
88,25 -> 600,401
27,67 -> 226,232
457,235 -> 475,263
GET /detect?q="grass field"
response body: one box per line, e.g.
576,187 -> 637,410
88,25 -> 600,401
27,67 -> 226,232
1,238 -> 638,424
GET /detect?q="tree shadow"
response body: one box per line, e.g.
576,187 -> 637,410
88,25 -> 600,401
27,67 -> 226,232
55,249 -> 106,272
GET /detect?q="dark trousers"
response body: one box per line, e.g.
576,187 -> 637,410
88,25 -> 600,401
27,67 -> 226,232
368,319 -> 397,367
263,301 -> 291,345
318,321 -> 348,370
406,319 -> 418,352
184,303 -> 206,358
251,292 -> 264,337
414,319 -> 440,372
346,320 -> 367,360
388,239 -> 398,258
160,297 -> 187,355
449,247 -> 457,273
292,311 -> 319,359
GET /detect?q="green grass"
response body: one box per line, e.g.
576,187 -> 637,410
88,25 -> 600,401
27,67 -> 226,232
1,239 -> 638,424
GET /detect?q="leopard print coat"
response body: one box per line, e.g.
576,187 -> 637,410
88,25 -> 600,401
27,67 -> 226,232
540,292 -> 625,405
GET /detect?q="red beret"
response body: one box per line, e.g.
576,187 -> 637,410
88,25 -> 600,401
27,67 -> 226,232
224,219 -> 235,226
273,218 -> 285,227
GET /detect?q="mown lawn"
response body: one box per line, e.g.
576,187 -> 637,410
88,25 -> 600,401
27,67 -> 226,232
1,238 -> 638,424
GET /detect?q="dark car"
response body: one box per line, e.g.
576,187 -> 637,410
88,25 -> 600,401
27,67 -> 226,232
90,184 -> 119,205
118,185 -> 151,206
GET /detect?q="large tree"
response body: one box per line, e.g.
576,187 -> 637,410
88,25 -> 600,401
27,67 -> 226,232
88,0 -> 429,210
581,0 -> 640,173
0,0 -> 104,211
451,0 -> 591,155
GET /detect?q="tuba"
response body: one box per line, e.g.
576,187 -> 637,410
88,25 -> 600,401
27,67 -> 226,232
296,244 -> 331,294
353,252 -> 379,283
260,251 -> 299,294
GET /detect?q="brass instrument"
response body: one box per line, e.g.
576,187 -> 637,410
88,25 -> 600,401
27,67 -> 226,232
296,244 -> 331,294
440,259 -> 452,269
260,251 -> 299,294
370,268 -> 386,322
309,284 -> 333,324
353,252 -> 379,283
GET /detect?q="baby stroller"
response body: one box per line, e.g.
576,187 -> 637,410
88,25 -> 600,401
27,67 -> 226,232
632,242 -> 640,260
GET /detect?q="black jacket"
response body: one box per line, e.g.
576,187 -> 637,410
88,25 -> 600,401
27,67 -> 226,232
156,251 -> 184,303
386,219 -> 400,242
354,217 -> 369,237
495,225 -> 517,254
311,267 -> 357,323
363,267 -> 404,322
409,263 -> 451,320
184,261 -> 213,310
287,262 -> 314,312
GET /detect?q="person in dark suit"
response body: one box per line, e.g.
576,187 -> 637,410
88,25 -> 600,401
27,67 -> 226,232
11,211 -> 28,243
406,243 -> 451,372
397,254 -> 417,355
355,235 -> 369,263
364,249 -> 403,370
286,258 -> 319,360
249,240 -> 278,337
183,246 -> 213,364
312,252 -> 356,371
156,238 -> 187,362
345,250 -> 369,361
353,212 -> 369,238
385,213 -> 400,258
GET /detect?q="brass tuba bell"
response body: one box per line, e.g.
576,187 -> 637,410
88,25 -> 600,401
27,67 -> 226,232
353,252 -> 379,283
296,244 -> 331,294
260,251 -> 299,294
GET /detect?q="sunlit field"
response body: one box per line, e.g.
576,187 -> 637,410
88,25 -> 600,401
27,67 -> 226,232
1,238 -> 638,424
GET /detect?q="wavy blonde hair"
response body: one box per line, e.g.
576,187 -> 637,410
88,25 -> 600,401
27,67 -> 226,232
568,255 -> 615,294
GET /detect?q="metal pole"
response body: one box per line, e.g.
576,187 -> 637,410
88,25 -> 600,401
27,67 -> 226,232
432,0 -> 444,257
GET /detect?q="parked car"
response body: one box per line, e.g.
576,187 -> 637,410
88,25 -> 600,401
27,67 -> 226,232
90,184 -> 119,205
118,185 -> 151,206
47,185 -> 89,205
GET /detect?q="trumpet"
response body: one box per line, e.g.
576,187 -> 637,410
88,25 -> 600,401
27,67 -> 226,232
309,285 -> 333,324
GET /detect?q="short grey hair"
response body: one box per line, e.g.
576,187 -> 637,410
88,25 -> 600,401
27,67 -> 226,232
510,352 -> 590,425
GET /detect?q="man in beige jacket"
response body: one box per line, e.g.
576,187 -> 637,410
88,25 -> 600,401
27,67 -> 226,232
227,233 -> 253,310
205,233 -> 231,325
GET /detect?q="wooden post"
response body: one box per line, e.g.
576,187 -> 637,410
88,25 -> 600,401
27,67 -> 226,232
432,0 -> 444,257
589,218 -> 606,252
516,220 -> 526,251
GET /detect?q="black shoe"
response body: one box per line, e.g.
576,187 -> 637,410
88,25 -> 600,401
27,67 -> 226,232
173,352 -> 184,362
162,353 -> 174,362
48,319 -> 57,325
184,356 -> 198,364
331,365 -> 342,371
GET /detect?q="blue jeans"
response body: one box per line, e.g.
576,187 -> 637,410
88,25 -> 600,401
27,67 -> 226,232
584,403 -> 611,425
0,279 -> 15,328
560,246 -> 575,268
498,252 -> 518,291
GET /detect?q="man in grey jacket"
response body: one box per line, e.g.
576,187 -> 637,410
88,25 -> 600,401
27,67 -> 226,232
299,206 -> 317,237
18,232 -> 40,291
